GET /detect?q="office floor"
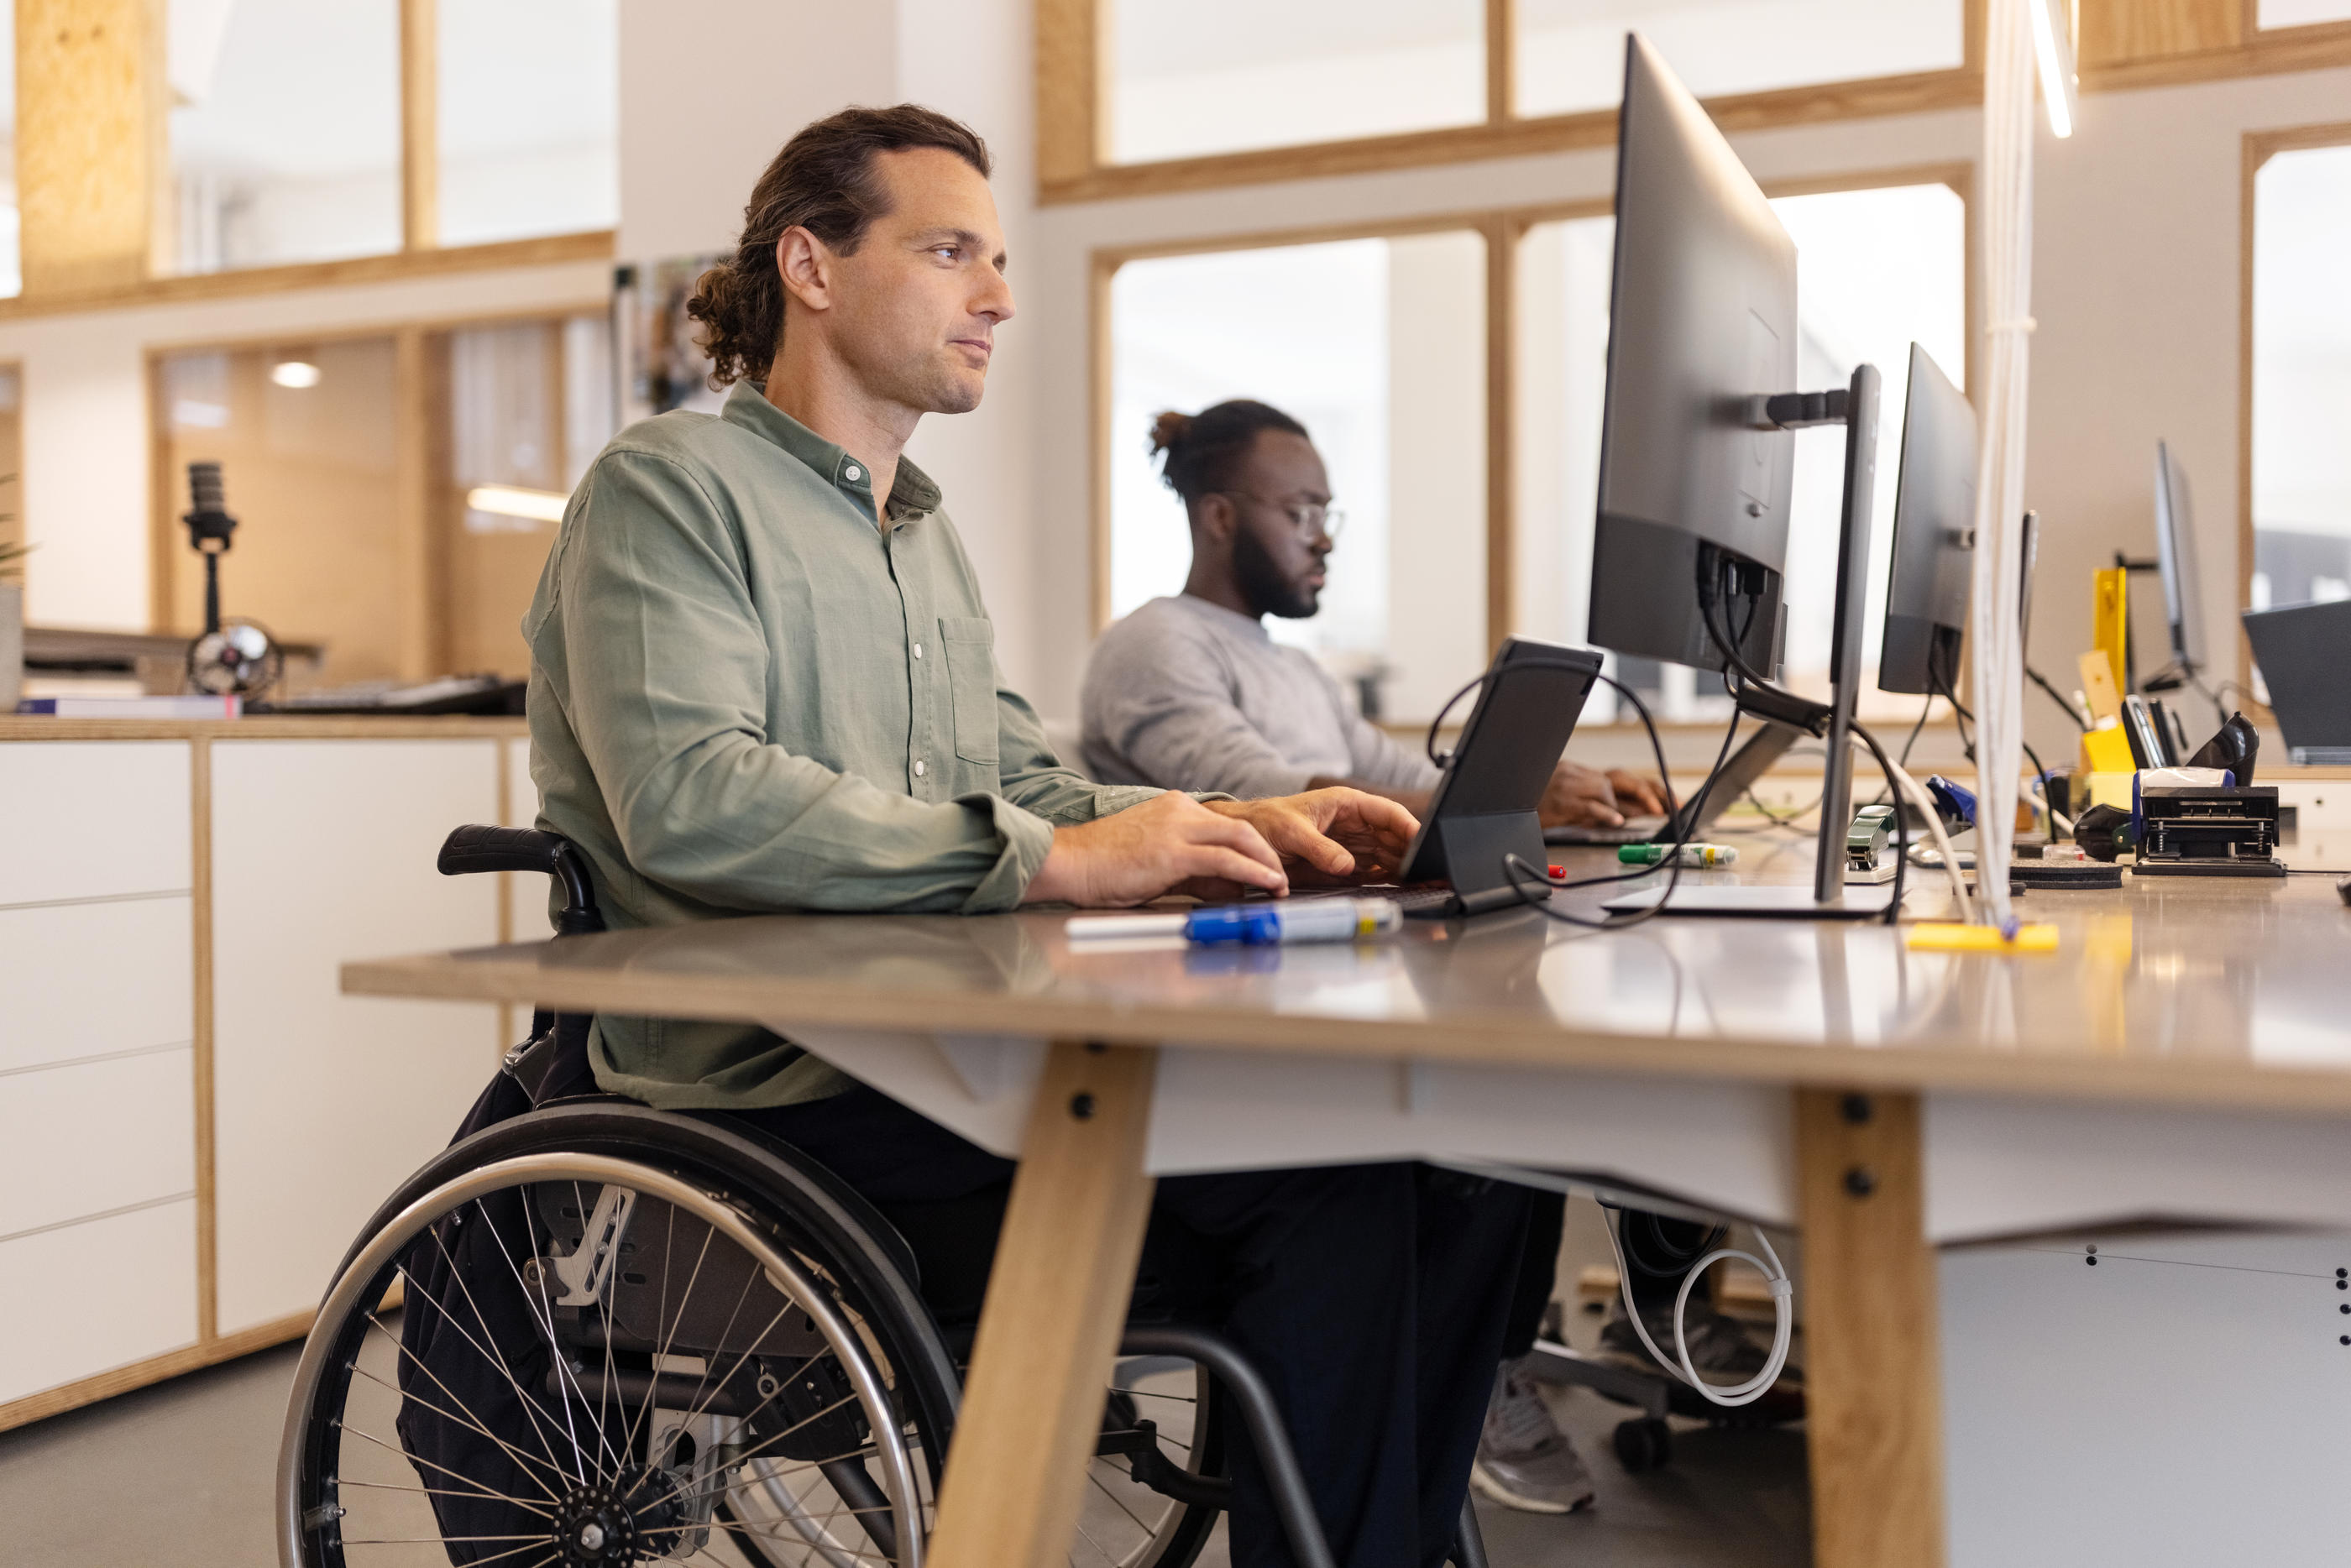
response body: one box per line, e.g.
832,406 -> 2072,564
0,1204 -> 1809,1567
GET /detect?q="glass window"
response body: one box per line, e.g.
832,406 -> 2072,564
2250,143 -> 2351,619
1515,180 -> 1966,722
154,338 -> 404,680
1108,0 -> 1484,165
442,313 -> 616,677
168,0 -> 403,273
438,0 -> 620,246
1515,0 -> 1965,121
2259,0 -> 2351,26
1107,232 -> 1487,724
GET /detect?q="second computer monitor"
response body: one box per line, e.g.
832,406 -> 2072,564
1584,33 -> 1797,676
1878,343 -> 1977,695
2155,439 -> 2208,678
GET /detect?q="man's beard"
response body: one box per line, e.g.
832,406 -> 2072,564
1233,526 -> 1319,619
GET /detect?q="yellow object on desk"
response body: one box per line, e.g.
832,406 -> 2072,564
2081,721 -> 2136,777
1906,923 -> 2061,953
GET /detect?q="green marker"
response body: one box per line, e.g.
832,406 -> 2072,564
1619,842 -> 1738,868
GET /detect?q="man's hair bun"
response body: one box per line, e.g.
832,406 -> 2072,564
1148,400 -> 1310,508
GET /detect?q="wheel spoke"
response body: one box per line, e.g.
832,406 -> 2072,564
419,1224 -> 585,1486
335,1424 -> 554,1518
480,1191 -> 625,1482
346,1328 -> 568,1504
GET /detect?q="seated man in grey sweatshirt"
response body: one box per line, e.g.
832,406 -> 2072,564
1080,398 -> 1664,828
1081,398 -> 1674,1518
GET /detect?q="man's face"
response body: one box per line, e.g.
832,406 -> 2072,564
1226,430 -> 1336,620
819,147 -> 1014,416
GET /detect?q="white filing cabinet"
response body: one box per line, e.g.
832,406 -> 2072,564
0,741 -> 199,1407
0,721 -> 520,1428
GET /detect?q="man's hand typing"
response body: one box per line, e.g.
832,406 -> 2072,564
1022,787 -> 1420,907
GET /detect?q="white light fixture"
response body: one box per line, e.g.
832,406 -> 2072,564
466,484 -> 569,524
269,360 -> 322,389
2029,0 -> 2078,138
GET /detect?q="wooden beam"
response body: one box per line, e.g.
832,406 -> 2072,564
392,327 -> 442,680
2078,0 -> 2243,65
17,0 -> 164,294
401,0 -> 439,251
1796,1088 -> 1947,1568
928,1042 -> 1158,1568
1035,0 -> 1102,190
1484,215 -> 1516,654
1484,0 -> 1515,123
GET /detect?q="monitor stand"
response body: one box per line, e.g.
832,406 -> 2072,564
1617,363 -> 1886,923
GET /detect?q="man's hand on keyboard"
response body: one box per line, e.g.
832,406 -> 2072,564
1203,788 -> 1420,887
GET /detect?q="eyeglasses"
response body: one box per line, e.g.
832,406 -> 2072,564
1214,491 -> 1347,544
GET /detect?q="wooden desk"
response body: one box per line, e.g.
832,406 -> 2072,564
343,835 -> 2351,1568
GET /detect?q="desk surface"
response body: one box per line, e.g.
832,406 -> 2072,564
343,831 -> 2351,1115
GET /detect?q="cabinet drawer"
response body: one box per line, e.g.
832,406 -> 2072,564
0,1048 -> 196,1238
0,1198 -> 198,1406
0,896 -> 193,1074
0,743 -> 191,907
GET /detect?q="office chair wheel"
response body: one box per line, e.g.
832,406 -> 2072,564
1612,1416 -> 1674,1475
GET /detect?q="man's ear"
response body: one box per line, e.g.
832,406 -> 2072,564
776,227 -> 832,313
1193,493 -> 1236,547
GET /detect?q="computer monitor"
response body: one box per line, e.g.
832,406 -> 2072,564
2153,440 -> 2208,680
1584,32 -> 1794,678
1877,344 -> 1976,697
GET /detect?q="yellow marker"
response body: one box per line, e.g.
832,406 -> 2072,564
1905,923 -> 2061,953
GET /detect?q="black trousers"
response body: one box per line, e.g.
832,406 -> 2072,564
1498,1194 -> 1717,1362
736,1085 -> 1532,1568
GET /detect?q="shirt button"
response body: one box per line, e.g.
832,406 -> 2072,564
914,759 -> 927,777
913,642 -> 924,659
844,464 -> 862,482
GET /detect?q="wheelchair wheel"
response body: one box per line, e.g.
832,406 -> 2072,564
279,1102 -> 1228,1568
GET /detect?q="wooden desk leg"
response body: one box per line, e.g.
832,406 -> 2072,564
928,1040 -> 1159,1568
1795,1089 -> 1945,1568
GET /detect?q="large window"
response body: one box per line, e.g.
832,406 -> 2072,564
2249,139 -> 2351,620
1108,0 -> 1485,164
1106,233 -> 1488,724
168,0 -> 404,273
1081,0 -> 1970,185
1515,179 -> 1966,722
437,0 -> 620,247
1514,0 -> 1964,120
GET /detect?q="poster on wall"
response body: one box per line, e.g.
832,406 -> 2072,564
614,254 -> 729,426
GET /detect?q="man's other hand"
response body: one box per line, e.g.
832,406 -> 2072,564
1538,761 -> 1671,828
1202,788 -> 1419,886
1024,792 -> 1289,907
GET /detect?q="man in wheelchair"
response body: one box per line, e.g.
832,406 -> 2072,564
361,104 -> 1534,1568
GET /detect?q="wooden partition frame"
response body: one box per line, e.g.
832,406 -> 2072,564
1089,165 -> 1976,703
2236,118 -> 2351,708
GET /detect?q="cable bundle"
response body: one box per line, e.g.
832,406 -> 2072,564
1969,0 -> 2041,937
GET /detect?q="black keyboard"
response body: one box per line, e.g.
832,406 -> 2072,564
1545,820 -> 1665,847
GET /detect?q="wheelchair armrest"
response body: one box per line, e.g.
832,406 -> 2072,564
437,824 -> 605,934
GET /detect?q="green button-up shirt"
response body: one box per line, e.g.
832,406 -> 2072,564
524,381 -> 1163,1107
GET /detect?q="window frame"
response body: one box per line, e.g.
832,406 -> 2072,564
1046,0 -> 1989,203
2237,117 -> 2351,708
1089,163 -> 1974,726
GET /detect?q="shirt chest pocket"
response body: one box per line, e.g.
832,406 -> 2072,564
938,616 -> 1000,766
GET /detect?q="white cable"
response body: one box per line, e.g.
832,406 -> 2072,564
1970,0 -> 2039,938
1600,1205 -> 1794,1409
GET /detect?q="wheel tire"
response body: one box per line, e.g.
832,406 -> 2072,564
281,1102 -> 959,1566
1613,1416 -> 1673,1474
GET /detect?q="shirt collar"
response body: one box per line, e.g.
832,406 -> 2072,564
724,381 -> 944,523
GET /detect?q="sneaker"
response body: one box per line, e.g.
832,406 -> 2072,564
1596,1299 -> 1798,1387
1470,1356 -> 1597,1514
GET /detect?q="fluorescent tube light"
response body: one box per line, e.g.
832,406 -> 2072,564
466,484 -> 569,524
269,360 -> 321,389
2029,0 -> 2078,139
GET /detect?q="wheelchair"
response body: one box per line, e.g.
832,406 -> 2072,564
279,825 -> 1494,1568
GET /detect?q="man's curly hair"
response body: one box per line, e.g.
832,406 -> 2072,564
686,104 -> 992,389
